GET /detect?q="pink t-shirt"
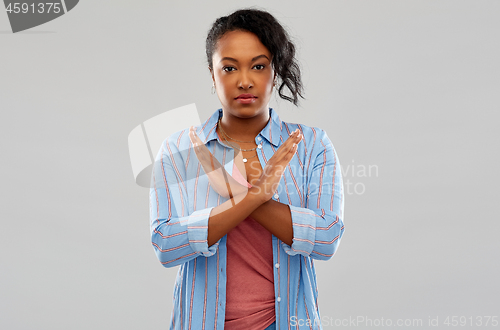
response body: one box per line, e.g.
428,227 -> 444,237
224,162 -> 276,330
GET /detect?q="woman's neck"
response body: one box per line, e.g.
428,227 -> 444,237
219,110 -> 270,142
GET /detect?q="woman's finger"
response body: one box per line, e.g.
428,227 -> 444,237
189,127 -> 204,146
190,127 -> 208,156
267,131 -> 297,163
283,143 -> 298,162
271,131 -> 302,164
190,126 -> 204,144
189,128 -> 225,173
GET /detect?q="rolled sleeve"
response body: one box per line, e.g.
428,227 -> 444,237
280,128 -> 345,260
150,133 -> 221,268
187,207 -> 218,256
281,205 -> 317,256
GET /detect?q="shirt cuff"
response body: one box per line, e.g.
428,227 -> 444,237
281,204 -> 317,256
187,207 -> 218,256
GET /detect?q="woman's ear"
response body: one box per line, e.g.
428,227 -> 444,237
208,66 -> 214,82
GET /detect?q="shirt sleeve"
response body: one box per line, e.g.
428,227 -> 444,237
149,135 -> 219,268
281,129 -> 345,260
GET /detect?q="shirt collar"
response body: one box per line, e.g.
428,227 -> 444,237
199,108 -> 282,147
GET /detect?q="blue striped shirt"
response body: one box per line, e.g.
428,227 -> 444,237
150,108 -> 345,330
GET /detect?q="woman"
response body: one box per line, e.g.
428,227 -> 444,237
150,8 -> 345,330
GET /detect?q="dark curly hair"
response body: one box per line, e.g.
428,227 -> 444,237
206,8 -> 304,106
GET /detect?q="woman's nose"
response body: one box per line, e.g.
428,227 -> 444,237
237,72 -> 253,89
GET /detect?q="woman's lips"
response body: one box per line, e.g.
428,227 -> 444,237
235,94 -> 257,104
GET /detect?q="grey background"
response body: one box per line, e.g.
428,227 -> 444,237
1,0 -> 499,329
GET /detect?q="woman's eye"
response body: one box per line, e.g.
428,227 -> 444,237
253,64 -> 265,70
222,66 -> 236,72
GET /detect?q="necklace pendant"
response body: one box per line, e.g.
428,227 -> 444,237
243,158 -> 248,163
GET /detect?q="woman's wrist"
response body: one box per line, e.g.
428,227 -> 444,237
248,186 -> 271,204
233,186 -> 267,206
229,182 -> 250,199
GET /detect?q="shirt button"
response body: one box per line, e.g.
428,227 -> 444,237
275,263 -> 280,268
274,193 -> 279,199
277,297 -> 281,302
257,144 -> 262,149
257,136 -> 262,141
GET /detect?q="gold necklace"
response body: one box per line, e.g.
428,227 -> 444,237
219,128 -> 258,151
217,116 -> 270,163
221,133 -> 258,163
218,117 -> 255,143
217,116 -> 271,143
218,121 -> 258,163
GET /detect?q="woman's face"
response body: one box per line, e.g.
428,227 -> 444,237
211,30 -> 275,120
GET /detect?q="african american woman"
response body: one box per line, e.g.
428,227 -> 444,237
150,8 -> 345,330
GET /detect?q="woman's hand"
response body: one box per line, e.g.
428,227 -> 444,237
250,129 -> 303,203
188,126 -> 249,200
